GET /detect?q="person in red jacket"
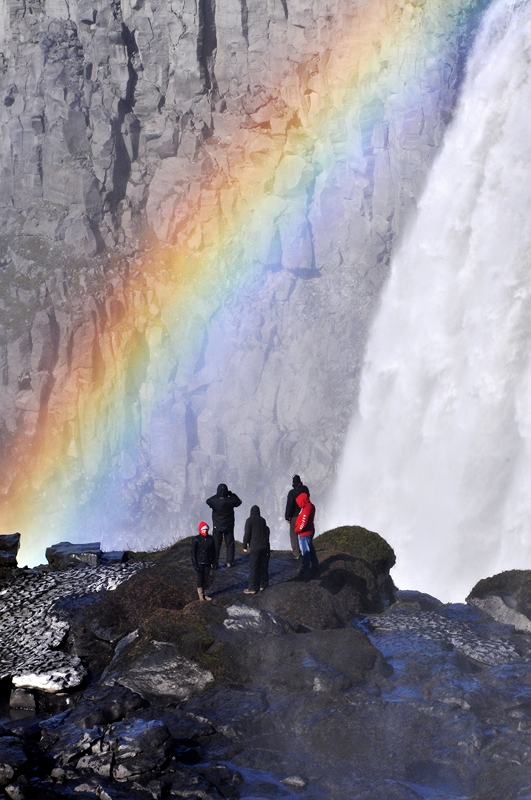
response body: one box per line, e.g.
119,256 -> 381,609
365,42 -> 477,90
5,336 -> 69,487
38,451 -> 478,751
294,491 -> 318,573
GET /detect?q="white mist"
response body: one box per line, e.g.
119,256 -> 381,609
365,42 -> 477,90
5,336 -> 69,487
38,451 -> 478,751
328,0 -> 531,602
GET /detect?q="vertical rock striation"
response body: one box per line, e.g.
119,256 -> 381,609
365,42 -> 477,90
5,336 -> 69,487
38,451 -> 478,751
0,0 -> 487,558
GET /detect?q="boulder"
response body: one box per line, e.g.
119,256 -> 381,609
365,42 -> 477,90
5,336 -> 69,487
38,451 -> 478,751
112,641 -> 214,702
241,627 -> 382,693
467,570 -> 531,632
69,685 -> 147,730
45,541 -> 102,569
105,718 -> 173,781
314,525 -> 396,604
250,527 -> 397,631
0,533 -> 20,568
251,580 -> 345,631
9,688 -> 36,712
0,736 -> 27,788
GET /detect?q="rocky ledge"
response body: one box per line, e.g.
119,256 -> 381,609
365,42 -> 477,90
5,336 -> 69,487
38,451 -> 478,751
1,528 -> 531,799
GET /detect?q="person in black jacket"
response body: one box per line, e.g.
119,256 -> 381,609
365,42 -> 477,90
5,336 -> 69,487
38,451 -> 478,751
284,474 -> 309,558
191,521 -> 216,601
242,505 -> 270,594
206,483 -> 242,568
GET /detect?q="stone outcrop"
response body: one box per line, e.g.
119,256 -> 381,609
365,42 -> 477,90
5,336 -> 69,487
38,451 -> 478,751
0,560 -> 146,697
0,0 -> 488,552
3,530 -> 531,798
0,533 -> 20,568
45,541 -> 103,568
467,569 -> 531,633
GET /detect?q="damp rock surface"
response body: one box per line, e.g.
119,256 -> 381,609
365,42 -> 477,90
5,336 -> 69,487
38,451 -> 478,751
0,561 -> 146,692
1,530 -> 531,799
467,569 -> 531,633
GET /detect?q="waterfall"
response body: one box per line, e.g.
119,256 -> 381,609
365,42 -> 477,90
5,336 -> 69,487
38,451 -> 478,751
328,0 -> 531,602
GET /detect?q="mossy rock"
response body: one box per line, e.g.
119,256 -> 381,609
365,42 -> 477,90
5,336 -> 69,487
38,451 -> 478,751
468,569 -> 531,620
314,526 -> 395,572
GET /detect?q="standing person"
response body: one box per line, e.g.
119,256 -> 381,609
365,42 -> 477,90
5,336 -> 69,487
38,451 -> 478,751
242,505 -> 270,594
294,491 -> 318,573
191,521 -> 216,601
206,483 -> 242,568
284,475 -> 309,559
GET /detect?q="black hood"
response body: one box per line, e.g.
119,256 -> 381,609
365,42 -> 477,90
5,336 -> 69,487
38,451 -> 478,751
217,483 -> 228,497
250,505 -> 260,515
292,474 -> 302,488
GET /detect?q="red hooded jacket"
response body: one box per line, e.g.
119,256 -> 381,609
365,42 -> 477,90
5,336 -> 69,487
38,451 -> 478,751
294,492 -> 315,536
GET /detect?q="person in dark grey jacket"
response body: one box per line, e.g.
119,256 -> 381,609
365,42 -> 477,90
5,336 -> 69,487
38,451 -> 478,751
206,483 -> 242,568
284,475 -> 309,558
242,505 -> 270,594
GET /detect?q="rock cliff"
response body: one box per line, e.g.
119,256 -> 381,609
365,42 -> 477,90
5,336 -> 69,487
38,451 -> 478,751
0,0 -> 488,555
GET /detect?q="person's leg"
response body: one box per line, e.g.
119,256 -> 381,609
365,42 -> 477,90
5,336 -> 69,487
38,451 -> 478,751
308,535 -> 319,569
203,566 -> 212,600
299,535 -> 311,571
224,528 -> 235,566
212,528 -> 223,569
290,516 -> 301,558
246,549 -> 260,592
196,566 -> 205,600
258,549 -> 270,589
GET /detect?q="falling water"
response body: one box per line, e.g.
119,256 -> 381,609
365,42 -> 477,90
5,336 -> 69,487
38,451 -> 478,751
328,0 -> 531,602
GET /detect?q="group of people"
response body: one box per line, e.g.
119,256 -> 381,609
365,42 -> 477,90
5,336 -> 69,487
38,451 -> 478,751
191,476 -> 317,601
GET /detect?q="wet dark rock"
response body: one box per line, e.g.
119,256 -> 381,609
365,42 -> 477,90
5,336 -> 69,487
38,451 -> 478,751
5,534 -> 531,799
166,764 -> 214,797
9,689 -> 36,712
69,685 -> 147,729
45,542 -> 102,569
222,626 -> 381,692
0,534 -> 20,568
467,569 -> 531,632
0,736 -> 27,786
107,718 -> 173,780
250,580 -> 345,631
394,590 -> 445,612
348,779 -> 424,799
110,641 -> 215,702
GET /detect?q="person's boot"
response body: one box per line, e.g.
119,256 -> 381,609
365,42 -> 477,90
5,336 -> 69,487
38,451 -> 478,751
203,592 -> 212,601
197,588 -> 205,601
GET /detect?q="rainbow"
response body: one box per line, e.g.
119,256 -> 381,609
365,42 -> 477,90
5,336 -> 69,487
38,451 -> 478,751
1,0 -> 486,566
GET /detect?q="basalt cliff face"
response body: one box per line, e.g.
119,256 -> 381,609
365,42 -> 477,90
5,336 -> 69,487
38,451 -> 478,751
0,0 -> 485,552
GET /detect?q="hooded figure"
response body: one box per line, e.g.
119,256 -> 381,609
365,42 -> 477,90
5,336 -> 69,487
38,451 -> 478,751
191,521 -> 216,601
242,505 -> 270,594
206,483 -> 242,568
284,475 -> 309,558
294,492 -> 318,573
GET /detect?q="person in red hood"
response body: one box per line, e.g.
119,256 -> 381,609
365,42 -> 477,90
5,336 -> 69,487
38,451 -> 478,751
294,492 -> 318,573
191,521 -> 216,601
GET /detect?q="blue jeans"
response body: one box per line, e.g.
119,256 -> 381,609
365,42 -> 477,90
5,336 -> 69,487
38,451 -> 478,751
299,534 -> 318,572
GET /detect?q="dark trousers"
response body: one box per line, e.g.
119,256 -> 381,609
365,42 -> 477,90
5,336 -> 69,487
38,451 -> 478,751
196,565 -> 211,589
213,527 -> 235,567
289,516 -> 301,557
248,548 -> 270,591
